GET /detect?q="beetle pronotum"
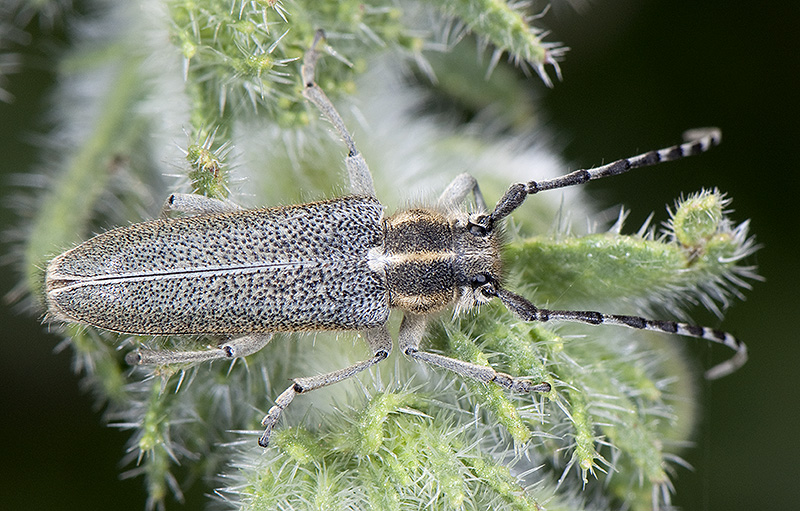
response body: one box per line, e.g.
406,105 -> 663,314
45,31 -> 746,448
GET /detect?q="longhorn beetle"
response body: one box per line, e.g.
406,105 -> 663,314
45,31 -> 746,448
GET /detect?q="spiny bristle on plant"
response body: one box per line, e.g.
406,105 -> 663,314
662,190 -> 762,318
430,0 -> 568,87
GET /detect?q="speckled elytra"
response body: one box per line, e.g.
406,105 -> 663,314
45,31 -> 746,448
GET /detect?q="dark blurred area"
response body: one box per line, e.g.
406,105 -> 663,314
1,1 -> 796,510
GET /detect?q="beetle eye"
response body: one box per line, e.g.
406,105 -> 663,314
470,273 -> 497,299
471,273 -> 487,286
468,223 -> 486,236
467,215 -> 489,236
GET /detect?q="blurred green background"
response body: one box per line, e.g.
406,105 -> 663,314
1,1 -> 796,509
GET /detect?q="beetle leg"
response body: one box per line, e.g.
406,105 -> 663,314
301,30 -> 376,198
126,333 -> 273,365
398,313 -> 550,394
258,325 -> 392,447
436,173 -> 488,213
160,193 -> 242,217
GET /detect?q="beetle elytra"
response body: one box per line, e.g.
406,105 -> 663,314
45,31 -> 746,448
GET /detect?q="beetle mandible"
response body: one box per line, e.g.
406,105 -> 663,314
45,31 -> 746,448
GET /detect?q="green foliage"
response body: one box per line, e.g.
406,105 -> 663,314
428,0 -> 566,85
232,390 -> 549,511
9,1 -> 757,510
505,189 -> 757,316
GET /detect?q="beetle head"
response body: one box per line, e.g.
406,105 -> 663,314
451,212 -> 504,315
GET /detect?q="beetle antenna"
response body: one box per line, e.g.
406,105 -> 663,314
494,287 -> 746,380
487,128 -> 721,229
